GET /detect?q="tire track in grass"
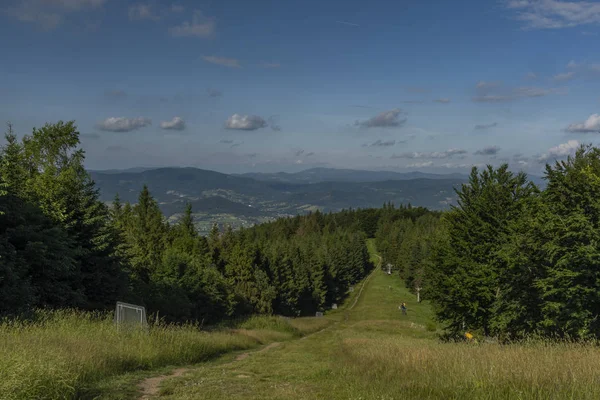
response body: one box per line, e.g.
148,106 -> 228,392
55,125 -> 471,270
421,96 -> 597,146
137,247 -> 382,398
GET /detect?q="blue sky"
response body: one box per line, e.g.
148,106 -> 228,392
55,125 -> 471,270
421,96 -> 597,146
1,0 -> 600,174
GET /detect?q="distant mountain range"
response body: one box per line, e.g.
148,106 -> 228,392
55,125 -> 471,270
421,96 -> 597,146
89,166 -> 545,235
234,168 -> 470,184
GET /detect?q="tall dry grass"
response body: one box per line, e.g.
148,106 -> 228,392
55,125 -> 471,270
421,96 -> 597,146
0,310 -> 322,400
338,335 -> 600,399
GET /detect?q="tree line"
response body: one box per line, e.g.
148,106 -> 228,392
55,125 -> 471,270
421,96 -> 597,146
375,147 -> 600,341
1,121 -> 422,323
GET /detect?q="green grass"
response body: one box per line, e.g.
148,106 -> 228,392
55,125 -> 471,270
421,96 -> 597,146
0,311 -> 327,400
7,241 -> 600,399
155,242 -> 600,400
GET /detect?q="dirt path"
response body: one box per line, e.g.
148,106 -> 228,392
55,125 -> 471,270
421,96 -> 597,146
137,342 -> 282,399
136,256 -> 381,398
138,368 -> 189,399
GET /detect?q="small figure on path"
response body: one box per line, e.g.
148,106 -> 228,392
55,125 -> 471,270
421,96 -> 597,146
400,302 -> 407,315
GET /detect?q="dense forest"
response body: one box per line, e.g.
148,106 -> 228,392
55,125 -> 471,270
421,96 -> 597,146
3,121 -> 599,341
375,148 -> 600,341
0,121 -> 422,323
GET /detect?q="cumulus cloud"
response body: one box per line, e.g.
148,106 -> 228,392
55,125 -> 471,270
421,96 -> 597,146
433,98 -> 451,103
160,116 -> 185,131
363,139 -> 397,148
355,109 -> 407,128
97,117 -> 151,132
538,140 -> 580,161
169,10 -> 215,37
474,145 -> 501,155
202,55 -> 241,68
6,0 -> 107,29
565,113 -> 600,133
391,148 -> 467,159
526,72 -> 538,79
225,114 -> 268,131
474,122 -> 498,130
506,0 -> 600,30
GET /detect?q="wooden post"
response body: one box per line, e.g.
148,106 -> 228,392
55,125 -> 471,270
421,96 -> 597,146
416,286 -> 421,303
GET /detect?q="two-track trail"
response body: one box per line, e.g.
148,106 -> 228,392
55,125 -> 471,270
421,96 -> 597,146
135,246 -> 432,400
136,261 -> 379,399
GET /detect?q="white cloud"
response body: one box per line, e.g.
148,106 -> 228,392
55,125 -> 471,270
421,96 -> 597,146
565,113 -> 600,133
202,55 -> 241,68
6,0 -> 106,29
160,116 -> 185,130
225,114 -> 268,131
169,10 -> 215,37
538,140 -> 580,161
433,98 -> 451,103
506,0 -> 600,30
355,109 -> 406,128
406,161 -> 433,168
97,117 -> 152,132
392,148 -> 467,159
526,72 -> 538,79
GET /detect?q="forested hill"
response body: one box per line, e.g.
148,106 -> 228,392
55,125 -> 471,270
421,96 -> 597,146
88,166 -> 464,236
0,121 -> 436,324
3,121 -> 597,342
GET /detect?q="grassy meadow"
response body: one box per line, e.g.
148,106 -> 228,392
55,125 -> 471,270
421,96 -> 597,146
0,311 -> 330,400
155,243 -> 600,400
4,240 -> 600,400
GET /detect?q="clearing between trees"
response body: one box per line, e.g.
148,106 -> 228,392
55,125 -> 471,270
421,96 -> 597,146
127,243 -> 600,400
